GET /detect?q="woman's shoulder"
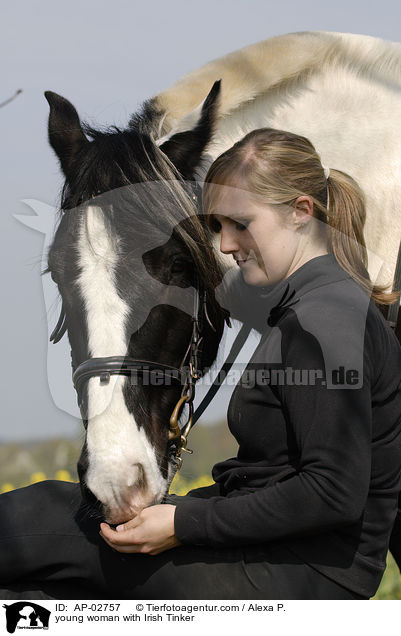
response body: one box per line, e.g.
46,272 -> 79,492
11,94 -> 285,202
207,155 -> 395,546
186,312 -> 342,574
276,272 -> 401,387
294,271 -> 398,345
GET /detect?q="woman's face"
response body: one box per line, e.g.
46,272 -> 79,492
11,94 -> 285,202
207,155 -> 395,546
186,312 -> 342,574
209,183 -> 305,286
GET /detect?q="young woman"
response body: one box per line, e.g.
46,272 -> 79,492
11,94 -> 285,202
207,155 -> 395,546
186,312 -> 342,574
1,128 -> 401,600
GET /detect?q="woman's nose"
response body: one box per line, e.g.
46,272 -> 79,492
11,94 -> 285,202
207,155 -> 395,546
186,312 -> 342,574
219,227 -> 239,254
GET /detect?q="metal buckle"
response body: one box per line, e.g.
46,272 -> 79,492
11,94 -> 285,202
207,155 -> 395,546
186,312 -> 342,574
168,391 -> 194,470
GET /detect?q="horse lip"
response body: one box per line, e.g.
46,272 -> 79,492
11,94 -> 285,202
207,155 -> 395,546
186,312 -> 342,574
105,507 -> 143,525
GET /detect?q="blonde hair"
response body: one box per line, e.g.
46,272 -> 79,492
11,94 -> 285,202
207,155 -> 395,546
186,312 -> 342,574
202,128 -> 398,306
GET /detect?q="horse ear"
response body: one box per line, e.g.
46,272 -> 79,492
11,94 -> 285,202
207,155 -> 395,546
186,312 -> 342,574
44,91 -> 88,176
158,79 -> 221,180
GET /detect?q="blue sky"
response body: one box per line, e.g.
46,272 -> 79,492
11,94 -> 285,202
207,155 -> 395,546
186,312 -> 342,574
2,0 -> 401,441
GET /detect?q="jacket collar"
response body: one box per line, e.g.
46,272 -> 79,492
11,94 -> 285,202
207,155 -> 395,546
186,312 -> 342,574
255,253 -> 352,325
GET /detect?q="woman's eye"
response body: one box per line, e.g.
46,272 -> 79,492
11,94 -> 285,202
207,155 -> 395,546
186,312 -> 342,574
208,217 -> 248,233
235,221 -> 249,231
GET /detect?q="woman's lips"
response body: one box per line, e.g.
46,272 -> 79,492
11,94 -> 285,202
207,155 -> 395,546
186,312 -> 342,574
236,257 -> 253,267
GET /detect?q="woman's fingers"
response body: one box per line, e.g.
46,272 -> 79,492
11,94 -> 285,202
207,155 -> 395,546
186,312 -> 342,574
100,522 -> 140,545
99,523 -> 145,553
99,505 -> 178,556
115,516 -> 141,532
99,511 -> 143,541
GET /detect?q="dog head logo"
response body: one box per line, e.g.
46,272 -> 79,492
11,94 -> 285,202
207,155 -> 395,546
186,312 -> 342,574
2,602 -> 50,633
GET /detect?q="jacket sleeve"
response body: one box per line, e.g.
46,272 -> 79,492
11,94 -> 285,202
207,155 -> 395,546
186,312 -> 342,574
173,307 -> 373,547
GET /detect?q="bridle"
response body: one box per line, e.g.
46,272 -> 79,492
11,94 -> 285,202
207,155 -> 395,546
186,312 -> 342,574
50,276 -> 223,468
48,187 -> 252,471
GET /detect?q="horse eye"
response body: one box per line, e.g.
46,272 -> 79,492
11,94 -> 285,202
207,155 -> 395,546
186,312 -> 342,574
171,257 -> 187,274
209,217 -> 221,233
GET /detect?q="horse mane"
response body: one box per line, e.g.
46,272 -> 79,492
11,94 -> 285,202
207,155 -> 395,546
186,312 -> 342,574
153,31 -> 401,135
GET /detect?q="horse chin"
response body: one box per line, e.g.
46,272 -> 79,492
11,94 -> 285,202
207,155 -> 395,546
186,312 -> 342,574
103,491 -> 162,525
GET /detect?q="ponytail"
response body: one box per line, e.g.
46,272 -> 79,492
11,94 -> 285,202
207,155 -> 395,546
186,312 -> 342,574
326,169 -> 399,305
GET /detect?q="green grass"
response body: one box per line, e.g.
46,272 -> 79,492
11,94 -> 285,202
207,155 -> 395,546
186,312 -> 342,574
373,552 -> 401,599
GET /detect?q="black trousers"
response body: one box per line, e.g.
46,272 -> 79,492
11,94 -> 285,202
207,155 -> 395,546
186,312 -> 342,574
0,481 -> 365,600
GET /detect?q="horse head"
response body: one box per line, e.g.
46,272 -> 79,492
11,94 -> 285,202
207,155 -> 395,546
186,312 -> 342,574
44,81 -> 227,523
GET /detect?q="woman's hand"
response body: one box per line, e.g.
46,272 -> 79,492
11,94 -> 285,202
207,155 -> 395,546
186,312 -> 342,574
99,504 -> 180,556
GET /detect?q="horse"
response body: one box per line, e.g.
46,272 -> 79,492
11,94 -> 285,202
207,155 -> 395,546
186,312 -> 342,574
44,82 -> 228,524
45,30 -> 401,526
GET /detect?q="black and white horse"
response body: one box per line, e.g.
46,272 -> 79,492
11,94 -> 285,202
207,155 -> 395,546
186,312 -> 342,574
45,83 -> 226,523
45,30 -> 401,524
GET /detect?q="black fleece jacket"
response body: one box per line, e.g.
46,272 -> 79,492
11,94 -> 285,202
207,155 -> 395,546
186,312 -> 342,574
171,254 -> 401,598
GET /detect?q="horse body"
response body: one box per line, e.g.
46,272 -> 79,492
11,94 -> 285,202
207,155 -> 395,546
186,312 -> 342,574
153,31 -> 401,285
45,31 -> 401,523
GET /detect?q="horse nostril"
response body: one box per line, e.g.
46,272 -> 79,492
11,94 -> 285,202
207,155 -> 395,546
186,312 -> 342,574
127,462 -> 146,488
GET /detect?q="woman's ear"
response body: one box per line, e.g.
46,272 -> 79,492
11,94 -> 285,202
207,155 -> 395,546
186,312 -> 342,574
293,196 -> 314,228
